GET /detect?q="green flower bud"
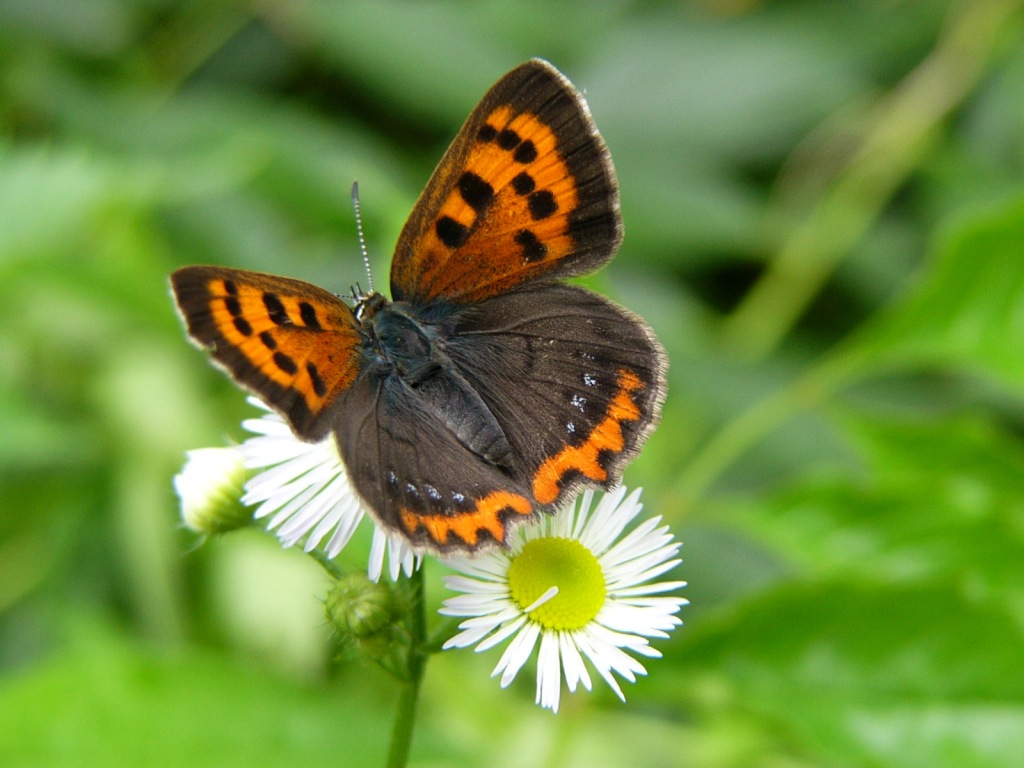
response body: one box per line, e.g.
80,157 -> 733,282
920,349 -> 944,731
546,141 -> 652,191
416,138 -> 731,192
325,573 -> 395,640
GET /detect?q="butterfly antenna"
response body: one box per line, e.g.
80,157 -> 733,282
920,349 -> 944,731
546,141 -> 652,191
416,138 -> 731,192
351,181 -> 373,294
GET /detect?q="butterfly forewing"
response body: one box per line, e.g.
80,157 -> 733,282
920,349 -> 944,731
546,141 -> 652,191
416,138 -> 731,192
390,58 -> 621,305
171,267 -> 364,440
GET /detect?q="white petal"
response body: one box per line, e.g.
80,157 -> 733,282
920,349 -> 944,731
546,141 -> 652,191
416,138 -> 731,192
610,579 -> 688,599
442,574 -> 509,595
439,594 -> 512,617
496,622 -> 540,687
580,485 -> 640,555
323,499 -> 364,558
449,604 -> 521,630
549,501 -> 575,539
299,487 -> 350,549
367,527 -> 387,582
598,602 -> 680,637
445,618 -> 507,649
559,631 -> 591,693
536,631 -> 562,712
604,547 -> 682,588
522,586 -> 559,614
573,630 -> 627,702
387,535 -> 405,581
259,483 -> 317,529
444,553 -> 510,581
477,614 -> 530,652
570,489 -> 596,539
586,623 -> 656,669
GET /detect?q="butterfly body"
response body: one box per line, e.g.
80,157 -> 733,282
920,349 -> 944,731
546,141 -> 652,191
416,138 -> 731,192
172,60 -> 666,553
357,293 -> 514,467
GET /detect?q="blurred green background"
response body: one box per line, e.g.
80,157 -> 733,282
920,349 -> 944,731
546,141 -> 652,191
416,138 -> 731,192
3,0 -> 1024,766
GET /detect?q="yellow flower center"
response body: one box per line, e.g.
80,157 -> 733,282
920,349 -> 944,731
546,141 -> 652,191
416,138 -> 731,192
507,537 -> 606,631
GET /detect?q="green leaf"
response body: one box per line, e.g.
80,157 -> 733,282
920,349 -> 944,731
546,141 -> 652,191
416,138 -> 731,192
0,621 -> 393,768
0,148 -> 113,264
672,580 -> 1024,768
725,414 -> 1024,620
856,195 -> 1024,394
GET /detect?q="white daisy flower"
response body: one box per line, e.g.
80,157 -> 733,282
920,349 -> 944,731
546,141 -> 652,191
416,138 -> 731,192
237,398 -> 419,581
440,485 -> 686,713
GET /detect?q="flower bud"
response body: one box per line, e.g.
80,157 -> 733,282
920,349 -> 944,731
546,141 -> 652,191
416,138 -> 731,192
325,573 -> 396,640
174,447 -> 251,534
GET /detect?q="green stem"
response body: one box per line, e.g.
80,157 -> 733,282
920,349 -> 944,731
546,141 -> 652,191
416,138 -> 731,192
309,549 -> 345,580
385,566 -> 427,768
720,0 -> 1022,360
676,0 -> 1024,505
426,616 -> 463,654
672,343 -> 871,509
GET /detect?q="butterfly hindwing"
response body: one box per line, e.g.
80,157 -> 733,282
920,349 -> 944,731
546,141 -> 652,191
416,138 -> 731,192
390,58 -> 621,305
444,283 -> 666,509
171,266 -> 364,440
332,368 -> 538,551
328,281 -> 665,552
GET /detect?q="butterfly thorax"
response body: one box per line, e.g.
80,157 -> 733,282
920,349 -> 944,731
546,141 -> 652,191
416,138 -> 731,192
357,294 -> 513,468
360,298 -> 441,385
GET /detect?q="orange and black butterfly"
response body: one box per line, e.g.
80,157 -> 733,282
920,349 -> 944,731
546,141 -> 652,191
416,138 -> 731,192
171,59 -> 666,553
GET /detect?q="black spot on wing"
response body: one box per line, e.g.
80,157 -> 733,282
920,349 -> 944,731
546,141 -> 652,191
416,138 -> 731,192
458,171 -> 495,214
273,351 -> 298,375
436,216 -> 470,249
232,316 -> 253,336
497,128 -> 521,150
527,190 -> 558,220
306,362 -> 327,397
514,229 -> 547,262
512,172 -> 535,196
513,140 -> 537,164
263,293 -> 290,326
478,123 -> 498,143
299,301 -> 321,330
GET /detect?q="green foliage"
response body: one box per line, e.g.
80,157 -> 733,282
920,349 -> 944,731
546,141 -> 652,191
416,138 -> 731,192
0,615 -> 396,767
2,1 -> 1024,766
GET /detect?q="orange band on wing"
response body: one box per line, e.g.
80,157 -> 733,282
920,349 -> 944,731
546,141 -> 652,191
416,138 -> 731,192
532,370 -> 644,505
207,281 -> 295,390
401,490 -> 533,548
411,106 -> 581,303
205,277 -> 359,413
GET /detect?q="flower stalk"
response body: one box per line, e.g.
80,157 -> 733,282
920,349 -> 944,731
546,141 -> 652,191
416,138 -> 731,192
386,566 -> 427,768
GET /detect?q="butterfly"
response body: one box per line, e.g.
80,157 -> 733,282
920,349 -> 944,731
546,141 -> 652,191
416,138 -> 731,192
171,59 -> 666,553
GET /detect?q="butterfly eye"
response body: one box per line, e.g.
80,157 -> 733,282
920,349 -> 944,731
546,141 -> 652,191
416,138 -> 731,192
355,292 -> 387,323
